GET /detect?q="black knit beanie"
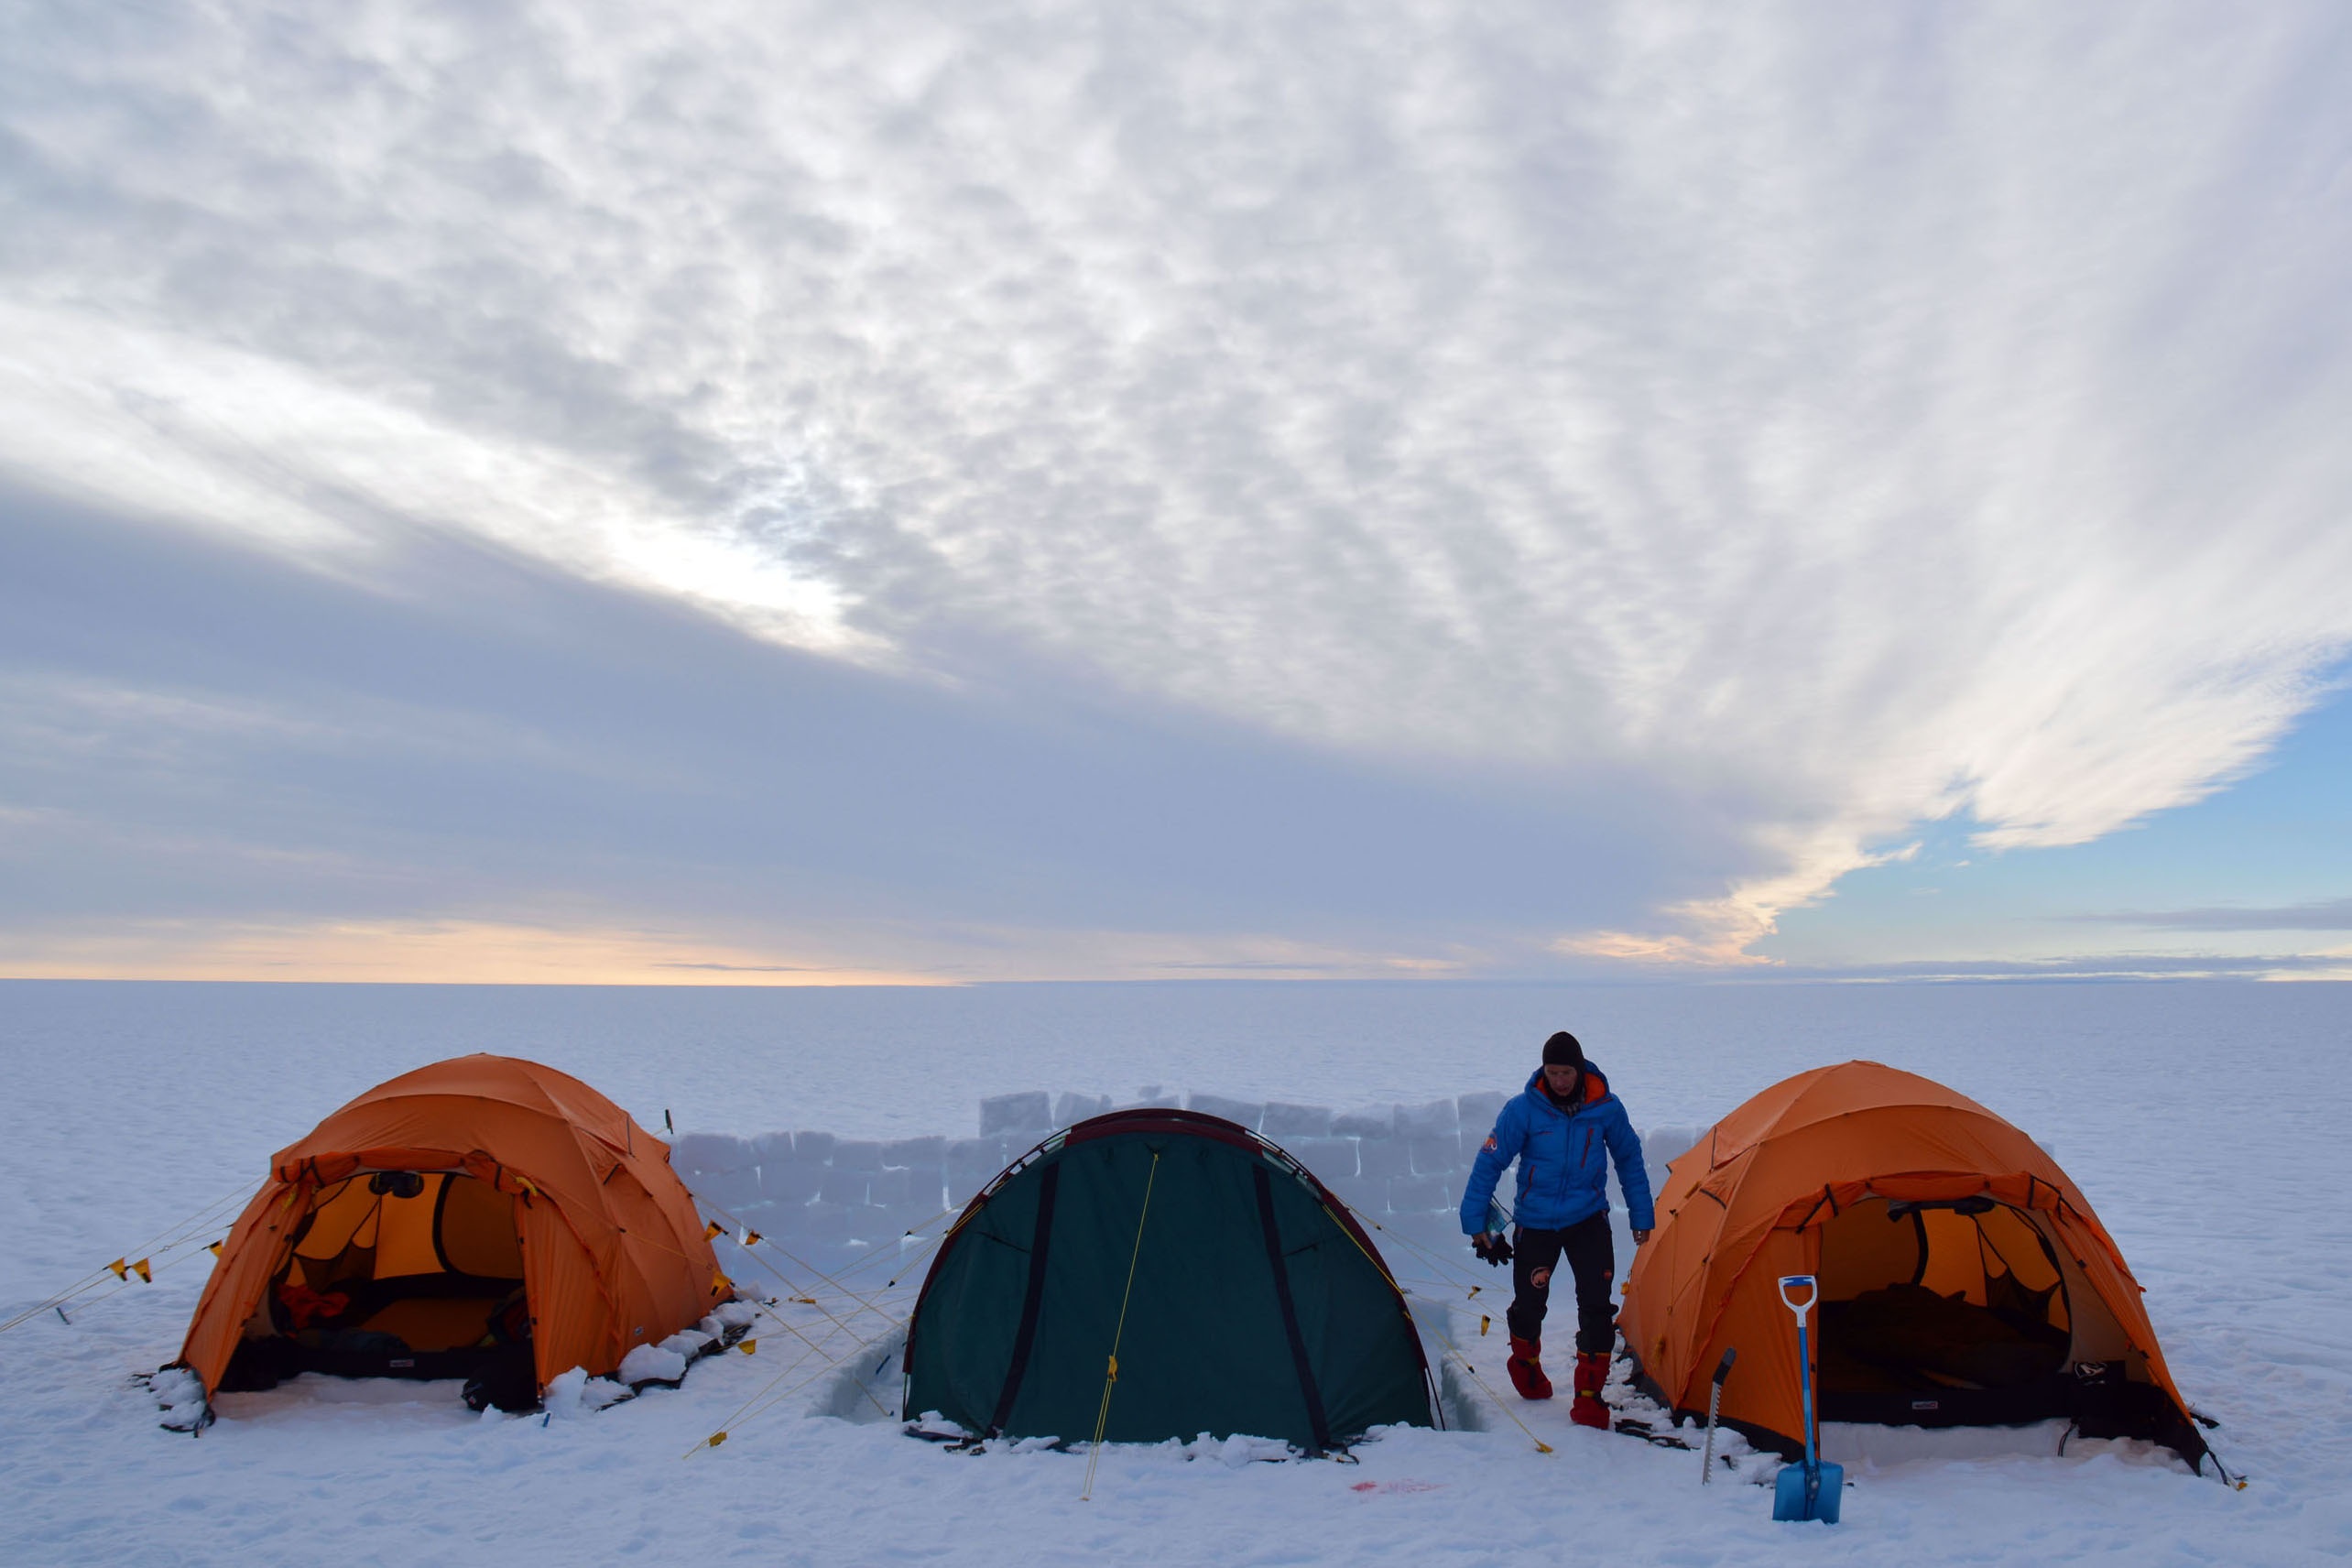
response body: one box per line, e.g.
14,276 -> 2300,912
1541,1030 -> 1584,1069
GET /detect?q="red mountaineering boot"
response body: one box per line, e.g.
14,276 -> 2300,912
1571,1352 -> 1611,1429
1506,1336 -> 1552,1400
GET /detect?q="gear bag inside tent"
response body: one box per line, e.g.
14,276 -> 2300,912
902,1108 -> 1439,1454
1620,1061 -> 2211,1471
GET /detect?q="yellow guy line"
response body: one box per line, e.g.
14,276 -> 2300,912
725,1298 -> 883,1416
696,1199 -> 910,1334
1345,1211 -> 1494,1296
55,1245 -> 222,1320
820,1210 -> 956,1286
1,1183 -> 255,1335
693,1204 -> 878,1345
748,1298 -> 894,1421
1082,1151 -> 1160,1502
1401,1298 -> 1554,1455
687,1323 -> 904,1456
1318,1203 -> 1552,1455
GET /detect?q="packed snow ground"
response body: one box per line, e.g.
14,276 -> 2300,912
3,979 -> 2348,1565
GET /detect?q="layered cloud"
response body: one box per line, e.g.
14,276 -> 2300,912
5,2 -> 2352,972
2074,899 -> 2352,932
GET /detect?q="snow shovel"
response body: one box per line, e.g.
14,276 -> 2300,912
1770,1275 -> 1842,1524
1701,1346 -> 1736,1484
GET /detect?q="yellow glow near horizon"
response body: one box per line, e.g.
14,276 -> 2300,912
0,918 -> 1498,985
0,919 -> 956,986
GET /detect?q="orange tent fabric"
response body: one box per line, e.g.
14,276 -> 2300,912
179,1055 -> 725,1398
1620,1061 -> 2204,1465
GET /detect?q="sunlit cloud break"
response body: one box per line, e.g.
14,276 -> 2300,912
5,2 -> 2352,970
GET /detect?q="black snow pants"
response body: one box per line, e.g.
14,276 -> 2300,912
1506,1212 -> 1617,1356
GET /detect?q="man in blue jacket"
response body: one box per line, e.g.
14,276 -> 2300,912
1460,1030 -> 1654,1427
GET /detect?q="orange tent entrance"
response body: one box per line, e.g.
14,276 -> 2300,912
175,1055 -> 728,1413
1620,1062 -> 2208,1470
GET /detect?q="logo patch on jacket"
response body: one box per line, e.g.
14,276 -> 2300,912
1483,1136 -> 1498,1151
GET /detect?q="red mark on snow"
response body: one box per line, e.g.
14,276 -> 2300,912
1351,1480 -> 1445,1495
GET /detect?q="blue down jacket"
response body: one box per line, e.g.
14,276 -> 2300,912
1459,1063 -> 1655,1236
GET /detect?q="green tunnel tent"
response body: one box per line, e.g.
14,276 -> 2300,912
902,1108 -> 1439,1453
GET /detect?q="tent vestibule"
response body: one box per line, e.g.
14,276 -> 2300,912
1619,1061 -> 2207,1470
176,1054 -> 727,1411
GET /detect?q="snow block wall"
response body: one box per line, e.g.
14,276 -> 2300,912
673,1093 -> 1707,1279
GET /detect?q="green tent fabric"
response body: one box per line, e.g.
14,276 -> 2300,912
903,1109 -> 1437,1453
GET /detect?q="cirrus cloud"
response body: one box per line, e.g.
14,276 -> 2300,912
5,1 -> 2352,971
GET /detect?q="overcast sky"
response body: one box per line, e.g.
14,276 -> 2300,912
5,1 -> 2351,983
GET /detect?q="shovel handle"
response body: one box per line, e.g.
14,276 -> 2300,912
1777,1274 -> 1817,1318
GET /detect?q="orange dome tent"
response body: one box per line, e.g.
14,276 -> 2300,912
1620,1062 -> 2207,1470
176,1055 -> 728,1412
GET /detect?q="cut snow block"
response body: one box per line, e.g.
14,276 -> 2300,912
149,1367 -> 207,1431
694,1166 -> 764,1211
1456,1092 -> 1507,1133
870,1166 -> 917,1208
1639,1123 -> 1701,1168
1396,1098 -> 1459,1137
1260,1102 -> 1333,1139
1329,1178 -> 1388,1219
1286,1137 -> 1356,1184
750,1131 -> 794,1167
883,1135 -> 945,1170
672,1132 -> 753,1177
944,1138 -> 1008,1203
980,1091 -> 1053,1138
710,1197 -> 768,1236
1355,1137 -> 1412,1180
1188,1093 -> 1264,1128
1390,1211 -> 1466,1259
903,1184 -> 949,1227
794,1130 -> 838,1165
735,1226 -> 786,1264
759,1161 -> 822,1204
822,1169 -> 871,1207
833,1139 -> 886,1173
1332,1106 -> 1395,1139
1639,1125 -> 1699,1199
1053,1092 -> 1113,1126
619,1343 -> 689,1388
848,1204 -> 900,1243
1409,1134 -> 1462,1177
880,1199 -> 936,1239
802,1201 -> 852,1247
544,1367 -> 628,1420
1388,1175 -> 1453,1214
1121,1086 -> 1182,1109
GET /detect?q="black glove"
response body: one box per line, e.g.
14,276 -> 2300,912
1471,1231 -> 1513,1267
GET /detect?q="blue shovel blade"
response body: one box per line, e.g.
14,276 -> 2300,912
1771,1463 -> 1809,1520
1772,1460 -> 1844,1523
